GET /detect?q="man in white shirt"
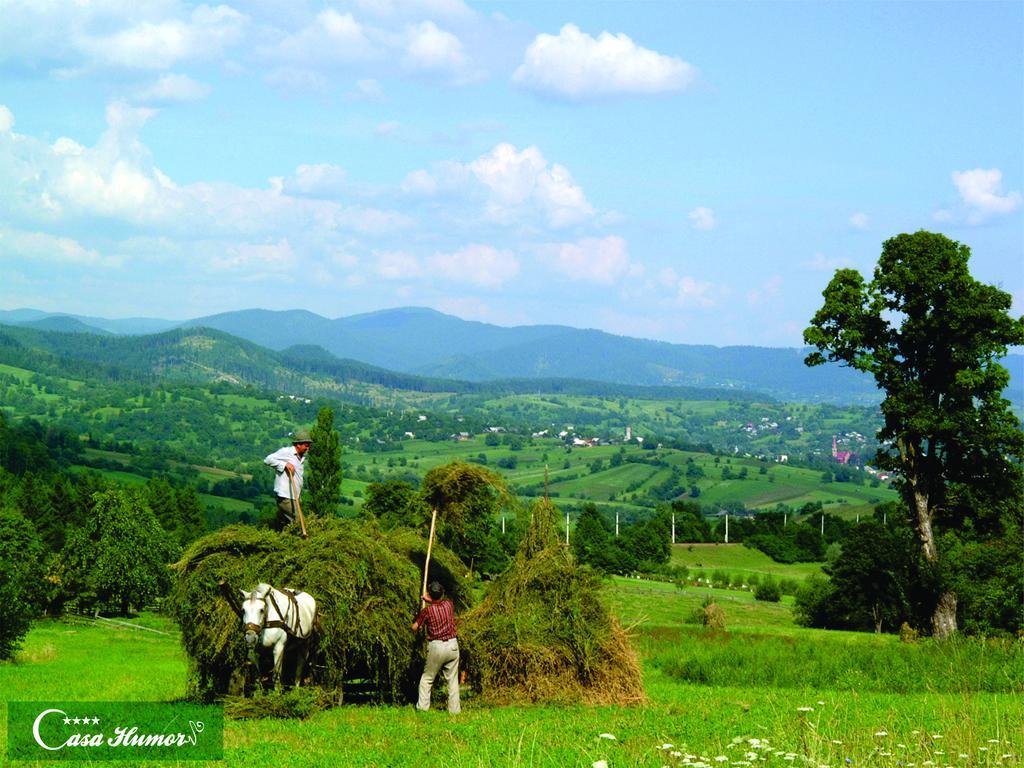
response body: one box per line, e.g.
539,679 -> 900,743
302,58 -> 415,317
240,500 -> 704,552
264,429 -> 312,532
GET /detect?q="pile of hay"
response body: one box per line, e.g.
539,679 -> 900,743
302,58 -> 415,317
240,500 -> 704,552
460,499 -> 646,706
168,515 -> 470,702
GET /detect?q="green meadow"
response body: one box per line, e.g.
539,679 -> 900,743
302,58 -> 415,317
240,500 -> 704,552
2,581 -> 1020,768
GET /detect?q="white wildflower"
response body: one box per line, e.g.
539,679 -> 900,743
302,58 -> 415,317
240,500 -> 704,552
599,733 -> 617,741
797,706 -> 814,712
875,731 -> 889,737
592,761 -> 608,768
715,757 -> 728,763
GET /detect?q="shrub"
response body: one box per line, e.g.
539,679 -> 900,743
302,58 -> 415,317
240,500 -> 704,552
754,578 -> 782,602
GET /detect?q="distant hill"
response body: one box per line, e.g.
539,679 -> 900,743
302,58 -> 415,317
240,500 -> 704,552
0,309 -> 175,335
4,306 -> 1021,405
0,323 -> 765,406
188,307 -> 881,403
20,316 -> 113,335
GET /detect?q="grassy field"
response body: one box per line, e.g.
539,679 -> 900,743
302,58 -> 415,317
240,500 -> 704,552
670,544 -> 825,584
1,581 -> 1020,768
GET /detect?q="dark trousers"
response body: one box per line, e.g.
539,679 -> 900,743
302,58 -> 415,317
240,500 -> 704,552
274,496 -> 296,532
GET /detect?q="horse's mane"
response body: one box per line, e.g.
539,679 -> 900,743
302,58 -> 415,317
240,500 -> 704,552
253,583 -> 272,598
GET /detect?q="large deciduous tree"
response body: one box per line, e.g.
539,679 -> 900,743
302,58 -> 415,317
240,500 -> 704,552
804,231 -> 1024,638
307,406 -> 342,517
60,489 -> 175,616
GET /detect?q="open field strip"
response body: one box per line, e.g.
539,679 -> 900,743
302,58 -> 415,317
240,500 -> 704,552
1,585 -> 1019,768
669,544 -> 824,583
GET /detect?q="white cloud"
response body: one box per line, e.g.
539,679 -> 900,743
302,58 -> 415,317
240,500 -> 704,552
401,169 -> 438,196
688,206 -> 716,230
512,24 -> 694,99
428,244 -> 519,287
0,102 -> 410,241
466,143 -> 594,227
403,20 -> 467,73
0,227 -> 113,266
376,251 -> 422,280
548,235 -> 632,284
133,73 -> 212,103
951,168 -> 1022,223
655,266 -> 716,307
76,4 -> 248,70
269,9 -> 378,65
0,106 -> 14,133
283,164 -> 349,197
675,275 -> 715,307
848,212 -> 869,230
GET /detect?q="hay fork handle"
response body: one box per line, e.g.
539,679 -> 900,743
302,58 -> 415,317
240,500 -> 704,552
421,508 -> 437,608
289,472 -> 310,539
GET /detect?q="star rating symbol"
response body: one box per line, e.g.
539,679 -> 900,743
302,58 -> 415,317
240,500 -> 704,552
67,715 -> 100,726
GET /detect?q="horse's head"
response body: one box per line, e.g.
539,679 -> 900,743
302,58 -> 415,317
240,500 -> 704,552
239,584 -> 271,647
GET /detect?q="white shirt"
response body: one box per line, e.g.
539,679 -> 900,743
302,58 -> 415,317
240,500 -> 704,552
264,445 -> 305,499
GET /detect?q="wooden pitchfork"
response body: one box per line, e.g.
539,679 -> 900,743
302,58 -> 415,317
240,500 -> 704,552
289,473 -> 310,539
421,508 -> 438,608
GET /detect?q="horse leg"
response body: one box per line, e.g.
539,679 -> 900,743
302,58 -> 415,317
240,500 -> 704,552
295,641 -> 307,689
272,638 -> 285,691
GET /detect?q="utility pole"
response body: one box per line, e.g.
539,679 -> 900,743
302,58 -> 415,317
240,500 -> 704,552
821,513 -> 825,536
724,513 -> 729,544
671,512 -> 676,545
565,510 -> 570,546
615,509 -> 619,537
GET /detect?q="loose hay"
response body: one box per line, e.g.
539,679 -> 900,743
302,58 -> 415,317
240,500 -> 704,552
168,515 -> 470,703
460,498 -> 646,706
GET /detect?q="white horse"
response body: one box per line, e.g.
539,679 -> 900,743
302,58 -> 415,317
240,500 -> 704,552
239,583 -> 317,689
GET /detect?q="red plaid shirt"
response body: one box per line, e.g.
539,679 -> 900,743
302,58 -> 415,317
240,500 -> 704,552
415,599 -> 457,641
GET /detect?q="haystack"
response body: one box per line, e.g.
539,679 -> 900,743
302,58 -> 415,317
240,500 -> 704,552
168,515 -> 470,702
459,498 -> 646,706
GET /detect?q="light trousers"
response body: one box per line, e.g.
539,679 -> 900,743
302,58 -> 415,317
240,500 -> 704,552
417,638 -> 460,714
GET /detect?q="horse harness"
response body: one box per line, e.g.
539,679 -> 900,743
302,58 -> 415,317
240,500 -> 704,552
244,588 -> 310,639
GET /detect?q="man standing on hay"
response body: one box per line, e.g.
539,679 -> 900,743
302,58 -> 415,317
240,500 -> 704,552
412,580 -> 461,714
264,428 -> 312,534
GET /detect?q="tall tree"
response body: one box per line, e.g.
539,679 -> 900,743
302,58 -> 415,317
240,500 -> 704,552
307,406 -> 342,517
805,231 -> 1024,638
60,489 -> 175,616
0,509 -> 45,659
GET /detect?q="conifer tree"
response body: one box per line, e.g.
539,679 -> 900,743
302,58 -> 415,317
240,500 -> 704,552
307,406 -> 342,517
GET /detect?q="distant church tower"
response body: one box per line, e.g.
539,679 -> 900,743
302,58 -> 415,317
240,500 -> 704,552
832,435 -> 852,464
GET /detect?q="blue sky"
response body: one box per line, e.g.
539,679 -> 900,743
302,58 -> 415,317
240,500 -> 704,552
1,0 -> 1021,347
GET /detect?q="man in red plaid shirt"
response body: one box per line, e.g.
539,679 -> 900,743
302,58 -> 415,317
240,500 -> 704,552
411,581 -> 461,714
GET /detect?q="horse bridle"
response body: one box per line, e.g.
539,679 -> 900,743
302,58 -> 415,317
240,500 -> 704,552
244,588 -> 305,638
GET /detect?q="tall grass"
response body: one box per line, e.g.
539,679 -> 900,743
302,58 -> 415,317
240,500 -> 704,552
653,628 -> 1024,693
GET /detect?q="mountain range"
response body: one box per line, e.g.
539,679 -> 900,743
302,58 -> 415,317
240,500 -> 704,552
1,307 -> 1020,405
